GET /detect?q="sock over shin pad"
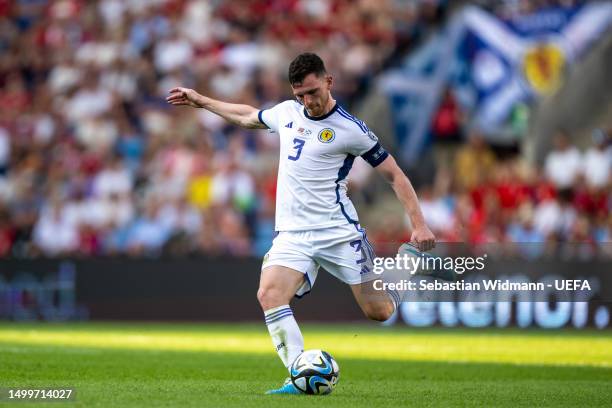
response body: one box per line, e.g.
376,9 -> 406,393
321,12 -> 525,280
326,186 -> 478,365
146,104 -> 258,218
264,305 -> 304,369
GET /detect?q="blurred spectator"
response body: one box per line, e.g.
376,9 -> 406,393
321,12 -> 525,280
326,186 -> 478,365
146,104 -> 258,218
92,155 -> 132,199
0,203 -> 14,256
154,28 -> 193,74
158,196 -> 202,238
63,70 -> 114,125
506,203 -> 545,257
124,199 -> 171,255
582,129 -> 611,189
211,154 -> 256,214
32,200 -> 78,256
533,190 -> 562,237
431,88 -> 462,143
417,185 -> 454,236
454,132 -> 497,190
544,131 -> 582,190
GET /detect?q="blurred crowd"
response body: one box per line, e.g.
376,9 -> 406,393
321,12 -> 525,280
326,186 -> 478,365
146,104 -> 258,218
0,0 -> 609,259
0,0 -> 449,258
401,128 -> 612,259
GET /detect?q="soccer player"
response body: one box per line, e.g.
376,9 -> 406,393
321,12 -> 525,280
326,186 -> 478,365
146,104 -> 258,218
167,53 -> 435,394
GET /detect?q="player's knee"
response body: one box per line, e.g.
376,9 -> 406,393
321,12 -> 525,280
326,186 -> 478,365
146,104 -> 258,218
257,286 -> 285,310
256,287 -> 270,308
364,303 -> 394,322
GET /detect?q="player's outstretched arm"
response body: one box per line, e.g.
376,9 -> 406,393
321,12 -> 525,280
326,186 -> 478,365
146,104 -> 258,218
166,87 -> 267,129
375,154 -> 436,251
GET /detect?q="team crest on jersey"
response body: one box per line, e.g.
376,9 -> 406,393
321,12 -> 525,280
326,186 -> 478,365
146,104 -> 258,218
318,128 -> 335,143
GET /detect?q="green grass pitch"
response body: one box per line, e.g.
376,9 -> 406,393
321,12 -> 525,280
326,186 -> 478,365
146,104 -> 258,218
0,322 -> 611,407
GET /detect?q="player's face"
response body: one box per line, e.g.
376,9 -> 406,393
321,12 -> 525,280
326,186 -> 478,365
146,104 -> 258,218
292,73 -> 332,117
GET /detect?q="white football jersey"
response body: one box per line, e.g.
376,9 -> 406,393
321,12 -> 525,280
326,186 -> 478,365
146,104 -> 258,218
258,100 -> 388,231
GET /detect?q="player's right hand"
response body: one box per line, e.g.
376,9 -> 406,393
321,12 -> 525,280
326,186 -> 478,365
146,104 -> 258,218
166,87 -> 203,108
411,225 -> 436,252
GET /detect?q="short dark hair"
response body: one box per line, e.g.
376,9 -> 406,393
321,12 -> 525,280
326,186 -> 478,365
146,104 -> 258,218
288,53 -> 327,86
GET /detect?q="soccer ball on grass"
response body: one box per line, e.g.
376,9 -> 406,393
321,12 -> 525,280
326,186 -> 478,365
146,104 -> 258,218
290,349 -> 339,395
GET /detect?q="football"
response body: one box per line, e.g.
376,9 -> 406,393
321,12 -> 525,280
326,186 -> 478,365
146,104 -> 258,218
290,349 -> 340,395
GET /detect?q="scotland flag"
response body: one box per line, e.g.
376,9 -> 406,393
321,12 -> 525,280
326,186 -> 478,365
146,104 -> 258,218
461,3 -> 612,129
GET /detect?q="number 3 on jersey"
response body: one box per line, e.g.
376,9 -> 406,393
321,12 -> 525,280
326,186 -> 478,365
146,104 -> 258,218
288,138 -> 305,161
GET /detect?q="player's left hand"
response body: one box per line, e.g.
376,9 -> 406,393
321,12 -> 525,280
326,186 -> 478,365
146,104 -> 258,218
411,225 -> 436,252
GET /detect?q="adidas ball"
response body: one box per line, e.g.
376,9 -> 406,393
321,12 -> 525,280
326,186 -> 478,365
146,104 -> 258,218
290,349 -> 339,395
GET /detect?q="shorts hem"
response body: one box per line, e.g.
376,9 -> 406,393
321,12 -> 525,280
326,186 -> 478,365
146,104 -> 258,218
261,261 -> 310,275
344,272 -> 380,285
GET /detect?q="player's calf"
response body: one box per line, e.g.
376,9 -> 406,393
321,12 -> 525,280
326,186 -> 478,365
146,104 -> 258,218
361,301 -> 394,322
351,281 -> 396,322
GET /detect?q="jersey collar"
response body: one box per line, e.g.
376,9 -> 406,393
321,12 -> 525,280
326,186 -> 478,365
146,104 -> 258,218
303,103 -> 338,121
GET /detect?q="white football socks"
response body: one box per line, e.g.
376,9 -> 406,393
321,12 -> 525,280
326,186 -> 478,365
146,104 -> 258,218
264,305 -> 304,370
387,288 -> 400,315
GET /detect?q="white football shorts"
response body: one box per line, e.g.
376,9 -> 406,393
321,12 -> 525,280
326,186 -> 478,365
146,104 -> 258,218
261,223 -> 378,297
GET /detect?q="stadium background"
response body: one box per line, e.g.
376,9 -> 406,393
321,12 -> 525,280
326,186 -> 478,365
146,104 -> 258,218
0,1 -> 611,406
